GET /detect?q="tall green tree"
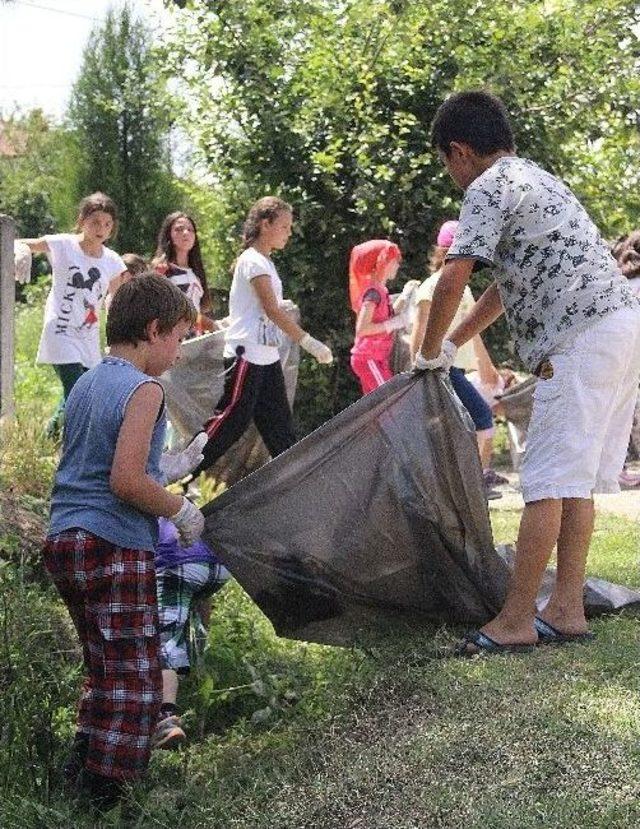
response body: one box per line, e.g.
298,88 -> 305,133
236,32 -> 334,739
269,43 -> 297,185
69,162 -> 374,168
69,3 -> 178,254
0,109 -> 79,239
163,0 -> 640,430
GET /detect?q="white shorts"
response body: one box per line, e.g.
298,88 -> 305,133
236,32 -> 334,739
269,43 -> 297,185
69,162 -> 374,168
521,305 -> 640,503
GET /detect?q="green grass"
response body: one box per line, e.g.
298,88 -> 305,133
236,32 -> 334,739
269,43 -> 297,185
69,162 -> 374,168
3,295 -> 640,828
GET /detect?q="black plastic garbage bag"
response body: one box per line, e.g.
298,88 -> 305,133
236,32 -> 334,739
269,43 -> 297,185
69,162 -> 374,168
202,371 -> 640,647
202,371 -> 511,645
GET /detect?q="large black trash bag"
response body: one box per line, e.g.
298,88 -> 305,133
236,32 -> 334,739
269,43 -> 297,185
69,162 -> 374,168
202,371 -> 511,645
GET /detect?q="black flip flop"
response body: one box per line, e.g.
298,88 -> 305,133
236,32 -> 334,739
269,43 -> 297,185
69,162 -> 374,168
454,630 -> 536,657
534,616 -> 596,645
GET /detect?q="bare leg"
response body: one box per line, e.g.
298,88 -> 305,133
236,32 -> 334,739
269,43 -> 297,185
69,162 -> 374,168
538,497 -> 593,634
161,669 -> 179,706
479,498 -> 563,645
477,431 -> 493,469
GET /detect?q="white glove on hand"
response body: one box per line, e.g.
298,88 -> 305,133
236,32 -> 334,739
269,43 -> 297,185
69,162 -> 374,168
299,333 -> 333,364
170,496 -> 205,548
383,313 -> 408,333
14,242 -> 32,285
159,432 -> 208,484
413,340 -> 458,372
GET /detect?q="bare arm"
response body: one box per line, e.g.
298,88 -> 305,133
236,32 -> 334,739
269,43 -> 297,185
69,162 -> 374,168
471,333 -> 500,386
410,300 -> 431,360
448,281 -> 504,349
104,269 -> 131,313
251,275 -> 307,342
18,237 -> 49,254
107,270 -> 130,296
355,300 -> 393,337
110,382 -> 183,517
420,258 -> 475,359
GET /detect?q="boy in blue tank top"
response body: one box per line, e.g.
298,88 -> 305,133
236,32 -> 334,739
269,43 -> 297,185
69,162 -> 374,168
43,274 -> 207,811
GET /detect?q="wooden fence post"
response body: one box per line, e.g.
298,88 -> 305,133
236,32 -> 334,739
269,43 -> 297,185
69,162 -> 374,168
0,215 -> 16,423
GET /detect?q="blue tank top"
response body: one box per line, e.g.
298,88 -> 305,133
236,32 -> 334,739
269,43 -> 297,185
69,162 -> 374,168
49,356 -> 166,551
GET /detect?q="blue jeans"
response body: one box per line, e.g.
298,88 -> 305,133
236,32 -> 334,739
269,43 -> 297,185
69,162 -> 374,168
449,367 -> 493,431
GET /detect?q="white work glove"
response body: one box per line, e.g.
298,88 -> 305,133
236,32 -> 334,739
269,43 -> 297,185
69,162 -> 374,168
299,333 -> 333,364
14,241 -> 32,284
413,340 -> 458,372
170,496 -> 205,548
159,432 -> 208,484
383,313 -> 408,333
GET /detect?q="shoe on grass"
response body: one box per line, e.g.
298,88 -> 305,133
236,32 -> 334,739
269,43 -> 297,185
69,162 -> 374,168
483,468 -> 509,487
151,715 -> 186,750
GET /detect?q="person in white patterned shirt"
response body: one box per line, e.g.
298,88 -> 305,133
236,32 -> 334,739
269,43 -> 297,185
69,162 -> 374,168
417,90 -> 640,655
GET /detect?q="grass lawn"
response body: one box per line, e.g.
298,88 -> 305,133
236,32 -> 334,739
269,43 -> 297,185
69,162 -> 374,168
2,296 -> 640,828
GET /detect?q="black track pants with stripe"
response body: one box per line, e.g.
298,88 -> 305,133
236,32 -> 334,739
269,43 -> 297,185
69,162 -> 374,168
193,356 -> 296,477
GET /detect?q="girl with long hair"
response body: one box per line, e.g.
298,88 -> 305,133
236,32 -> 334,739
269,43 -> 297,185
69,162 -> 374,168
190,196 -> 333,477
152,212 -> 214,334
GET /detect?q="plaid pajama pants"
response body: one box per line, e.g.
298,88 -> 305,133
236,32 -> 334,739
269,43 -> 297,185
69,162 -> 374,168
43,530 -> 162,782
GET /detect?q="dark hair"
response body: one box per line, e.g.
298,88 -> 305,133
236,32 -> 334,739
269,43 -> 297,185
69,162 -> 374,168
106,272 -> 197,346
431,91 -> 515,157
122,252 -> 147,277
429,245 -> 448,273
152,212 -> 211,311
75,191 -> 119,236
241,196 -> 292,251
614,230 -> 640,279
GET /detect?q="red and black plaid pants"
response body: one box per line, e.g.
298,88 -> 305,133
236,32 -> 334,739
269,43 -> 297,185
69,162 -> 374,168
43,530 -> 162,781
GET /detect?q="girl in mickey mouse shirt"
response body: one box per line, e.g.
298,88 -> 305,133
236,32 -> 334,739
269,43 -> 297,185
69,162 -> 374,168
19,192 -> 127,438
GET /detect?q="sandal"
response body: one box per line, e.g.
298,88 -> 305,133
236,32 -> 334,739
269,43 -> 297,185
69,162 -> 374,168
454,629 -> 536,657
534,616 -> 595,645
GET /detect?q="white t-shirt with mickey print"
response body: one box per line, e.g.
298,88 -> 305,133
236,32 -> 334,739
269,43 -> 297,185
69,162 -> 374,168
447,156 -> 638,371
36,234 -> 125,368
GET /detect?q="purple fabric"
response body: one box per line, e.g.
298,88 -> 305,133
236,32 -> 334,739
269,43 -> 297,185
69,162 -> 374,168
155,518 -> 219,570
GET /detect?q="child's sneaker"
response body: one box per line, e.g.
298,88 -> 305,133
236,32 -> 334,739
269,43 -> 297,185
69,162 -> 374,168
151,714 -> 186,750
483,468 -> 509,487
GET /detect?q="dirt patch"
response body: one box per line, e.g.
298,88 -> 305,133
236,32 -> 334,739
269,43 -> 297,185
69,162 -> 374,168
490,464 -> 640,522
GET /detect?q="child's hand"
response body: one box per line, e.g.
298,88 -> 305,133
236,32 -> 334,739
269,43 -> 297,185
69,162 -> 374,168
159,432 -> 208,484
383,312 -> 409,333
299,333 -> 334,364
171,497 -> 205,547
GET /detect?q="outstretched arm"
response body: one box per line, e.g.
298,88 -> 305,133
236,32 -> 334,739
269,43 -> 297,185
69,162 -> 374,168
18,237 -> 49,254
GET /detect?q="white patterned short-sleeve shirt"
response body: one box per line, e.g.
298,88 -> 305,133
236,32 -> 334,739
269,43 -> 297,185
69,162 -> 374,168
447,156 -> 638,371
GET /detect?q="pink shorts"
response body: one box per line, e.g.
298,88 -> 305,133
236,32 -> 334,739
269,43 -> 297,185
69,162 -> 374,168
350,354 -> 393,395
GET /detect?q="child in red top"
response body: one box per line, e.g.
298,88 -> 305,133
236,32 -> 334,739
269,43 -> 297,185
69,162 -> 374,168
349,240 -> 409,395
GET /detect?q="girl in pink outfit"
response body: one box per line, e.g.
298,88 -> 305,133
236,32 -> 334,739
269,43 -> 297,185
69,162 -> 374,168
349,240 -> 408,395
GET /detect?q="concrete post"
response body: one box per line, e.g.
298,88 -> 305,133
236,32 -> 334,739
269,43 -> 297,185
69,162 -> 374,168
0,215 -> 16,423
